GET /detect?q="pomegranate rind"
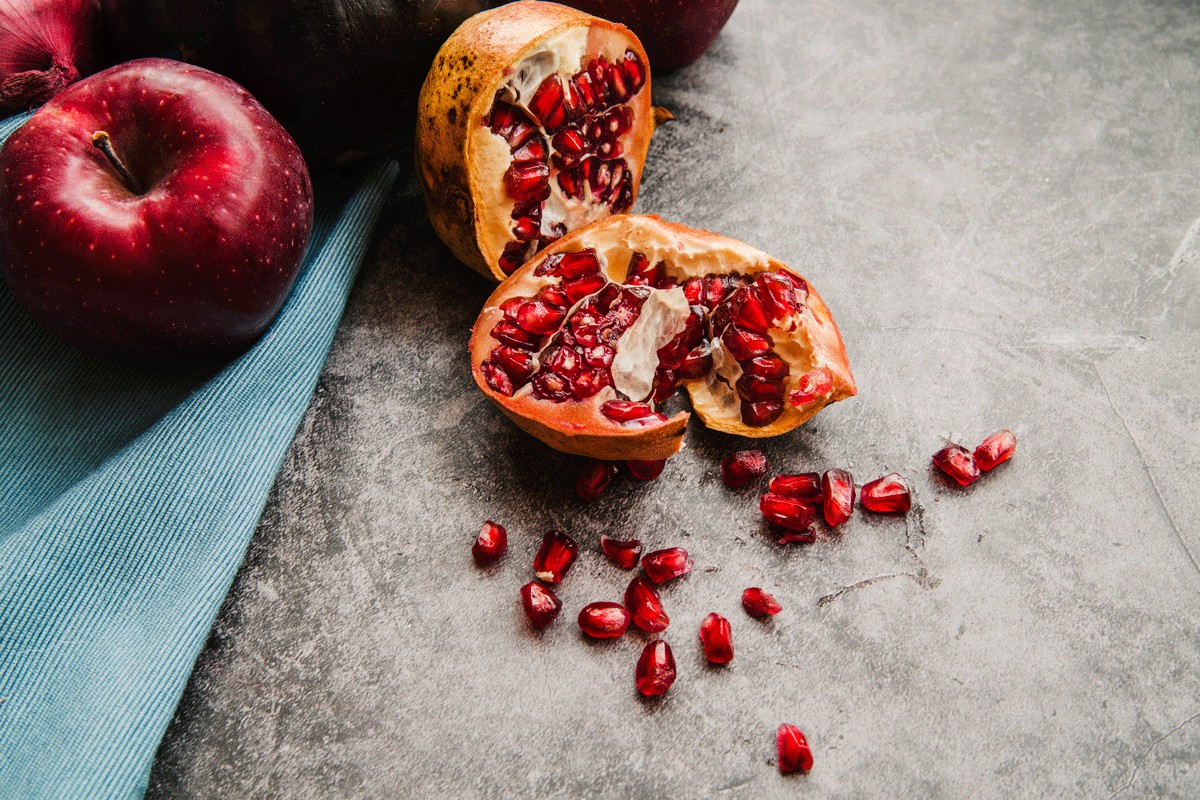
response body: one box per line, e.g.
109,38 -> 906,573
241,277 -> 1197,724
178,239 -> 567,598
468,214 -> 856,460
416,1 -> 654,281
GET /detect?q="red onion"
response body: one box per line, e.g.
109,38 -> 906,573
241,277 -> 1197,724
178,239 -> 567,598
0,0 -> 102,114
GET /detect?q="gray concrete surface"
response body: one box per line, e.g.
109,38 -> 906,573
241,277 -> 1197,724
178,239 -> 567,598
146,0 -> 1200,796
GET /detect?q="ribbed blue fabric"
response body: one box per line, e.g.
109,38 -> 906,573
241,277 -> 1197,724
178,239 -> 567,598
0,110 -> 399,799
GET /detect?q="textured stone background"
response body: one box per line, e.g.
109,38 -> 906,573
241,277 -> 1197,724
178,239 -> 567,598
148,0 -> 1200,796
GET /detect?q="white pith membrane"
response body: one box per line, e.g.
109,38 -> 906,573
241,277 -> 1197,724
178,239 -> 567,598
477,218 -> 854,436
469,25 -> 650,275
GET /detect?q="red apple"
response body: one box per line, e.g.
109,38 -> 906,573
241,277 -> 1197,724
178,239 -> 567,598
0,57 -> 314,357
556,0 -> 740,71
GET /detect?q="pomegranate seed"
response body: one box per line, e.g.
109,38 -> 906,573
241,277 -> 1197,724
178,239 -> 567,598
736,373 -> 785,403
472,520 -> 507,566
520,581 -> 561,628
625,576 -> 669,633
535,284 -> 569,309
721,326 -> 772,361
742,399 -> 784,427
641,547 -> 692,584
503,161 -> 549,201
577,601 -> 631,639
511,134 -> 547,163
600,535 -> 642,569
742,587 -> 782,618
731,287 -> 773,333
683,278 -> 703,304
601,400 -> 657,423
516,301 -> 565,334
533,530 -> 578,585
552,127 -> 587,156
678,344 -> 713,379
562,272 -> 607,303
778,527 -> 816,545
777,724 -> 814,774
759,493 -> 815,530
621,51 -> 646,93
490,320 -> 540,350
757,272 -> 800,318
821,469 -> 855,527
577,459 -> 619,500
860,472 -> 912,513
627,459 -> 667,481
769,472 -> 823,503
745,355 -> 789,381
933,444 -> 981,486
528,75 -> 566,128
721,449 -> 769,488
499,296 -> 524,319
975,429 -> 1017,471
635,640 -> 676,697
789,367 -> 833,407
699,612 -> 734,664
558,250 -> 601,277
480,362 -> 513,396
512,217 -> 540,241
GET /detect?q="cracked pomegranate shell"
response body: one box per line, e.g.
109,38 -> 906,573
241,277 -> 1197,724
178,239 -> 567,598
469,215 -> 856,461
416,1 -> 655,281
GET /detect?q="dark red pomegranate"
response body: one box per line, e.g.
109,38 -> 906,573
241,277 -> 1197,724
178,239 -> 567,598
417,2 -> 657,280
821,468 -> 855,527
777,723 -> 814,774
975,429 -> 1016,471
641,547 -> 691,584
769,472 -> 823,503
635,639 -> 676,697
624,575 -> 669,633
600,535 -> 642,569
520,581 -> 562,628
699,612 -> 733,664
472,520 -> 508,565
742,587 -> 781,618
470,215 -> 856,461
533,530 -> 579,584
555,0 -> 740,71
860,472 -> 911,513
577,601 -> 631,638
933,444 -> 981,487
759,493 -> 816,531
721,449 -> 769,488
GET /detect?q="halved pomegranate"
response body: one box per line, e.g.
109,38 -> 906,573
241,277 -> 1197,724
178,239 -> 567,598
469,215 -> 856,460
416,1 -> 656,280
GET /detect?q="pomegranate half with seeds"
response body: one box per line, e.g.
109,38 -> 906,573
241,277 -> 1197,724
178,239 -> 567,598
416,1 -> 655,280
469,215 -> 856,460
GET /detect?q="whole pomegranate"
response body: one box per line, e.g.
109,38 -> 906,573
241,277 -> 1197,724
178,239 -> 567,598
469,214 -> 856,460
417,1 -> 657,281
556,0 -> 740,71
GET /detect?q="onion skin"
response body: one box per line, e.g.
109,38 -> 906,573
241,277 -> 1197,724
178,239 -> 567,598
0,0 -> 104,114
104,0 -> 491,169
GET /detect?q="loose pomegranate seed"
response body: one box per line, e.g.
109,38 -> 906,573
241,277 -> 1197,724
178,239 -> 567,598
577,601 -> 631,639
860,472 -> 912,513
577,459 -> 619,500
769,472 -> 823,503
975,429 -> 1017,471
699,612 -> 734,664
635,640 -> 676,697
759,492 -> 816,530
778,527 -> 816,545
627,459 -> 667,481
789,367 -> 832,407
625,576 -> 669,633
472,520 -> 507,566
533,530 -> 579,584
933,444 -> 981,487
777,724 -> 814,774
721,449 -> 769,488
641,547 -> 692,584
600,535 -> 642,569
742,587 -> 782,617
821,469 -> 855,527
520,581 -> 561,628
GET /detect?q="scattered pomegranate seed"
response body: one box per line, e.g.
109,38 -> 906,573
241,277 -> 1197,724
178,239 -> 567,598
778,527 -> 816,545
635,640 -> 676,697
974,429 -> 1017,471
699,612 -> 734,664
932,444 -> 981,487
721,449 -> 769,488
627,458 -> 667,481
520,581 -> 561,628
471,520 -> 508,566
742,587 -> 782,618
860,472 -> 912,513
577,459 -> 619,500
759,492 -> 816,530
769,472 -> 823,503
625,575 -> 670,633
577,601 -> 631,639
533,530 -> 579,585
777,723 -> 814,774
600,535 -> 642,569
641,547 -> 692,584
821,469 -> 855,527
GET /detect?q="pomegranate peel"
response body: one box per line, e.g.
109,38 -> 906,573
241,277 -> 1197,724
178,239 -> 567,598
417,1 -> 656,280
469,215 -> 856,461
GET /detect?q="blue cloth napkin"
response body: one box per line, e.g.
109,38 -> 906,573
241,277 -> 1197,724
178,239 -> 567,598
0,110 -> 400,799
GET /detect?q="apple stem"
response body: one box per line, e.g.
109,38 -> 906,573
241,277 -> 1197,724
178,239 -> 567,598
92,131 -> 145,195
